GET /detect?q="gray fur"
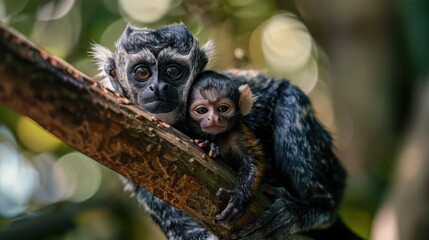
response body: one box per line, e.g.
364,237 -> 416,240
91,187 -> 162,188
91,24 -> 362,240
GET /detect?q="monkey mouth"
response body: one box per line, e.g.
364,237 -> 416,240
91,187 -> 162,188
142,100 -> 178,113
201,126 -> 227,135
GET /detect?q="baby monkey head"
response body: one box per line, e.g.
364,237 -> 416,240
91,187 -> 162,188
188,71 -> 253,136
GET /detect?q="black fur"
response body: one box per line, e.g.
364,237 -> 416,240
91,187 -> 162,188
92,24 -> 362,240
218,70 -> 352,239
121,23 -> 197,56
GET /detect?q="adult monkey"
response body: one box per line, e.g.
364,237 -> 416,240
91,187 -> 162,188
92,23 -> 362,240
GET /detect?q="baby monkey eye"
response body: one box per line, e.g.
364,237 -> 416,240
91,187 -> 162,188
217,105 -> 230,113
133,66 -> 152,81
164,64 -> 183,80
195,107 -> 208,114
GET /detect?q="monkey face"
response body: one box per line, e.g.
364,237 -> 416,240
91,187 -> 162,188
189,95 -> 237,135
188,74 -> 242,136
116,24 -> 197,118
187,71 -> 253,137
124,55 -> 191,114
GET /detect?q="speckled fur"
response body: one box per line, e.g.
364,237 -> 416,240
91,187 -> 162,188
92,24 -> 361,240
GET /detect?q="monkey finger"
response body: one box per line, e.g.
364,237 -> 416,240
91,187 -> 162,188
192,139 -> 209,148
215,188 -> 234,201
215,187 -> 226,200
209,143 -> 220,158
215,204 -> 241,226
198,142 -> 206,148
208,149 -> 219,158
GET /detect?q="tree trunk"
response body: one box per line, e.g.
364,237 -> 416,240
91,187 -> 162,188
0,25 -> 269,238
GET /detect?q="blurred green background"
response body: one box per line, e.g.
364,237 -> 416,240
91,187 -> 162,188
1,0 -> 428,239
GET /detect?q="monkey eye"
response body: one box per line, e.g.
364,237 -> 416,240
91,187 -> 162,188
164,64 -> 183,80
109,68 -> 117,78
217,105 -> 230,113
133,66 -> 152,81
195,107 -> 208,114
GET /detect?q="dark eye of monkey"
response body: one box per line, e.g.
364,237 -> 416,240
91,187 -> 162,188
217,105 -> 230,113
195,107 -> 208,114
133,65 -> 151,81
110,68 -> 117,78
164,64 -> 183,80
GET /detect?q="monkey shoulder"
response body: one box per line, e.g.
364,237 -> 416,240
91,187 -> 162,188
219,69 -> 310,106
220,69 -> 285,93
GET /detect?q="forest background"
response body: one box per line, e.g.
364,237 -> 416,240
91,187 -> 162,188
1,0 -> 428,239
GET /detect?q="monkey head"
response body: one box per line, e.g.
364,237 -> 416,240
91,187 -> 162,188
91,23 -> 214,125
188,71 -> 253,136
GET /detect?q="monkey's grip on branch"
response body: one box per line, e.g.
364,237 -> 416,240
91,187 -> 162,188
0,25 -> 270,238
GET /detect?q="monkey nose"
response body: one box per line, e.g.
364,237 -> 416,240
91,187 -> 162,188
149,84 -> 168,92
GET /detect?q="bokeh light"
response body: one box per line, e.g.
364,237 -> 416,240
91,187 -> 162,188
249,12 -> 320,93
55,152 -> 102,202
119,0 -> 172,23
32,153 -> 69,204
261,13 -> 313,73
0,127 -> 38,217
16,117 -> 62,153
36,0 -> 75,21
31,3 -> 81,58
99,19 -> 128,49
309,86 -> 335,129
0,124 -> 103,219
287,57 -> 319,93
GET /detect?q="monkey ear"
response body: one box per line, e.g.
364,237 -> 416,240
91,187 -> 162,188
201,40 -> 216,69
90,43 -> 116,90
238,84 -> 253,116
124,23 -> 138,36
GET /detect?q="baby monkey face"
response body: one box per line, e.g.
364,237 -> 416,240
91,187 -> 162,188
189,89 -> 237,135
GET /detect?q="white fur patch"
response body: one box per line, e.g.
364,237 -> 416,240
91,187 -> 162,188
89,43 -> 114,90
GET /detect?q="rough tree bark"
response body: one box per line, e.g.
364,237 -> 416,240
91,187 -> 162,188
0,25 -> 270,238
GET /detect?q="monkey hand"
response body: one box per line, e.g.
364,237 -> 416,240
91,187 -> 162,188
230,198 -> 295,240
192,139 -> 220,158
214,187 -> 245,227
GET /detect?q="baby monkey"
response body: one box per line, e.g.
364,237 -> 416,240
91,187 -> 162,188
186,71 -> 265,227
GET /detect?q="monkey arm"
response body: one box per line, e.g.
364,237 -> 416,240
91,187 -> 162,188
215,124 -> 266,227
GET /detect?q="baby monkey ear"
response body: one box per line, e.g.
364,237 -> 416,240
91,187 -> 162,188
238,84 -> 253,116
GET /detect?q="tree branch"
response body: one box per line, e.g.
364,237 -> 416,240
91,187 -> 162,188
0,25 -> 269,238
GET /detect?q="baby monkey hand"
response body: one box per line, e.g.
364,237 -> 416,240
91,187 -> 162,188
192,139 -> 220,158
